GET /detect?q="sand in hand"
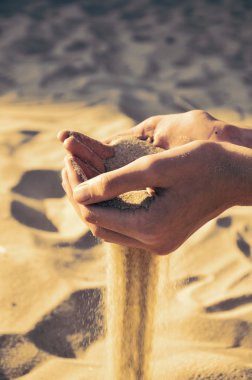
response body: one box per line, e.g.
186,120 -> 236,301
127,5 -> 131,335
102,137 -> 165,380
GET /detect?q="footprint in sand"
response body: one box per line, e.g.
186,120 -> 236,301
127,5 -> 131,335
12,169 -> 64,200
11,169 -> 65,232
11,168 -> 99,251
236,232 -> 251,259
216,216 -> 232,228
0,288 -> 104,378
27,288 -> 104,358
11,200 -> 58,232
205,294 -> 252,313
55,230 -> 99,250
0,334 -> 45,379
19,130 -> 40,145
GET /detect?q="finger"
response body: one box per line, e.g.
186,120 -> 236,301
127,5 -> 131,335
103,129 -> 138,144
72,142 -> 193,206
57,130 -> 70,142
61,168 -> 67,192
64,158 -> 154,241
79,204 -> 149,241
103,124 -> 151,145
89,224 -> 148,250
73,157 -> 101,179
61,168 -> 71,194
71,131 -> 114,159
62,168 -> 82,219
72,155 -> 156,205
103,116 -> 163,144
63,136 -> 105,172
64,155 -> 101,230
64,154 -> 87,187
58,130 -> 113,159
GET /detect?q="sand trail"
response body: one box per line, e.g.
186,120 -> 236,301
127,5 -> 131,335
102,137 -> 164,379
106,245 -> 160,380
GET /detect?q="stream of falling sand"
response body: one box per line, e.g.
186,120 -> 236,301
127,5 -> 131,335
106,244 -> 159,380
101,137 -> 165,380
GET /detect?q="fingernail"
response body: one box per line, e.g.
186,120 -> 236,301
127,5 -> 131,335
57,130 -> 70,141
74,182 -> 90,202
71,132 -> 81,142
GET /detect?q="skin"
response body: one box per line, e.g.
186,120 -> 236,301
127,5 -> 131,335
58,110 -> 252,255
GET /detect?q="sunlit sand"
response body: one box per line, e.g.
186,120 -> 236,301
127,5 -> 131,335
0,98 -> 252,379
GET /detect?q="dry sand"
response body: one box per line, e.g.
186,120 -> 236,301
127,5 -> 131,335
103,136 -> 164,209
0,98 -> 252,379
103,137 -> 163,380
0,2 -> 252,378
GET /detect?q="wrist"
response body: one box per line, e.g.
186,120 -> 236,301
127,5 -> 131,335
216,123 -> 252,149
217,142 -> 252,206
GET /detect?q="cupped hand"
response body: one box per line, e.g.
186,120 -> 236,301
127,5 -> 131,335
104,110 -> 235,149
62,140 -> 236,255
58,110 -> 237,176
57,130 -> 114,178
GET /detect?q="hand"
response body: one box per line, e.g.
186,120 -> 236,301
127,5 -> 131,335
57,130 -> 114,178
103,110 -> 241,149
59,111 -> 252,254
62,140 -> 238,254
58,110 -> 248,171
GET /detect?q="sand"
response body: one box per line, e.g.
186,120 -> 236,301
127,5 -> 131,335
102,137 -> 164,380
1,98 -> 252,379
106,245 -> 159,380
0,1 -> 252,378
102,137 -> 164,209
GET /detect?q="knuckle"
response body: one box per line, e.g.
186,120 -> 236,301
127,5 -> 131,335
145,116 -> 156,127
137,155 -> 154,170
145,115 -> 161,127
189,109 -> 211,121
99,173 -> 112,194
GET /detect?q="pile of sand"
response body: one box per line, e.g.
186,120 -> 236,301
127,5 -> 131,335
102,136 -> 164,209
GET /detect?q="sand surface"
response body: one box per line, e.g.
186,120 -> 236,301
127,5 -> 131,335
0,99 -> 252,379
0,1 -> 252,379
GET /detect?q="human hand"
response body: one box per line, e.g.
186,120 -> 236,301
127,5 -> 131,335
103,110 -> 240,149
58,110 -> 244,169
62,140 -> 237,254
57,130 -> 114,178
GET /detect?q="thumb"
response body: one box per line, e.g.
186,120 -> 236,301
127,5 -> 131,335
73,156 -> 152,205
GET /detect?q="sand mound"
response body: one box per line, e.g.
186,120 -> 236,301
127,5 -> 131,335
101,136 -> 164,209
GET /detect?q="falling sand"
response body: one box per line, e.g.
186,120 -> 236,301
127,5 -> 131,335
102,137 -> 164,380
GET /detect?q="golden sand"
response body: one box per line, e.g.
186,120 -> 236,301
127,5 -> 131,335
1,101 -> 252,379
103,137 -> 164,380
102,137 -> 164,210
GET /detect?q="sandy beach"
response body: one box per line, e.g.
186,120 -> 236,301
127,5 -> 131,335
0,1 -> 252,379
